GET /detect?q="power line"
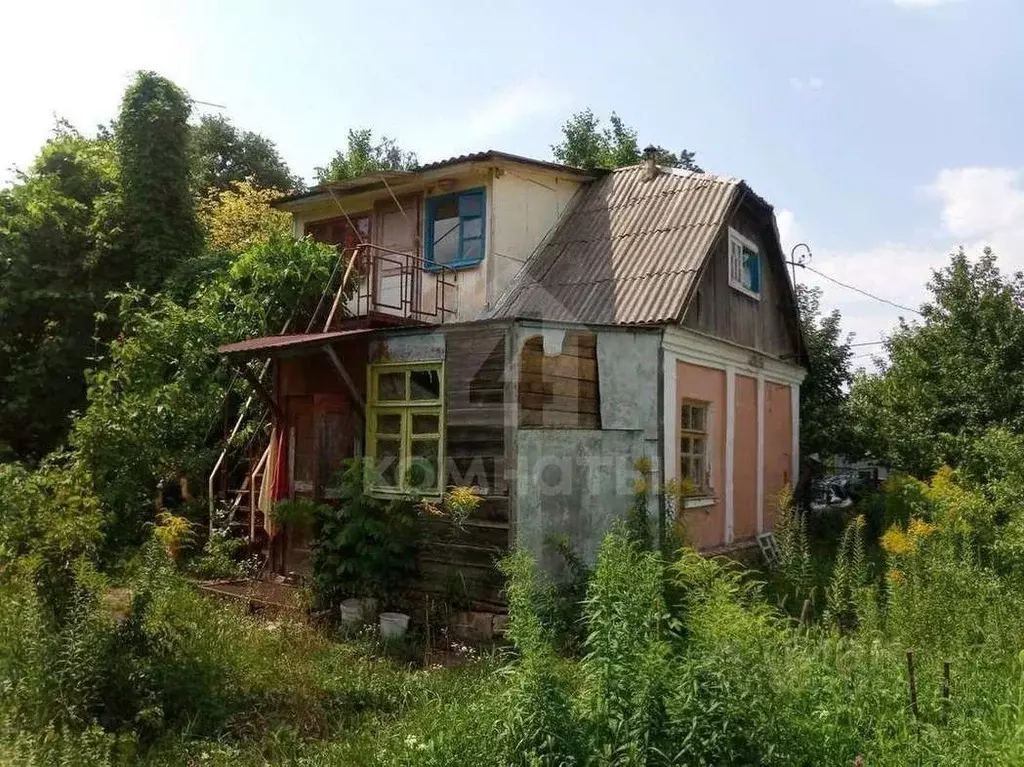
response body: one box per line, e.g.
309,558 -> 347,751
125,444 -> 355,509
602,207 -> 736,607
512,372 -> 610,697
849,340 -> 887,347
800,263 -> 923,316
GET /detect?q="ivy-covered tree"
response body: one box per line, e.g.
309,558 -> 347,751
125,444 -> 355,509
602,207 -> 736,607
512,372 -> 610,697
551,109 -> 701,172
0,122 -> 122,461
314,128 -> 418,183
117,71 -> 201,294
189,114 -> 299,194
848,248 -> 1024,476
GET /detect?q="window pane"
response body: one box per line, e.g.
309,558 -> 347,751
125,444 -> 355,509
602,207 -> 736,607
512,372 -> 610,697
412,413 -> 439,434
376,412 -> 402,435
691,407 -> 705,432
410,369 -> 441,400
461,237 -> 483,263
377,372 -> 406,401
462,217 -> 483,239
459,192 -> 483,217
680,458 -> 692,480
681,406 -> 693,431
375,438 -> 401,488
692,437 -> 705,455
680,436 -> 691,455
431,198 -> 460,265
407,439 -> 440,492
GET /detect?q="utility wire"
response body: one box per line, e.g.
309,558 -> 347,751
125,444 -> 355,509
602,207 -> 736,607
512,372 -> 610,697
798,263 -> 923,316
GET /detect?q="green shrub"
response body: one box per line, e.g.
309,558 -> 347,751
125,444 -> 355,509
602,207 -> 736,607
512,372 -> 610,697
311,459 -> 420,609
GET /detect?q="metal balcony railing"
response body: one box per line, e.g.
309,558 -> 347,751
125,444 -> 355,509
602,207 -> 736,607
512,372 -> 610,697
329,243 -> 459,326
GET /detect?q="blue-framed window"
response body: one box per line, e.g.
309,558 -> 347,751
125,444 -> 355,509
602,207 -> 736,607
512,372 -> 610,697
425,188 -> 485,269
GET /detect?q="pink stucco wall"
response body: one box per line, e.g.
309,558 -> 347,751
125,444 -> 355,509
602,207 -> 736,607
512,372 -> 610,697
733,375 -> 759,541
763,381 -> 794,531
676,361 -> 726,548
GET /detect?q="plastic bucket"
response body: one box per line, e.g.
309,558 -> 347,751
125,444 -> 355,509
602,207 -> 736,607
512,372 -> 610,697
340,598 -> 362,625
379,611 -> 410,639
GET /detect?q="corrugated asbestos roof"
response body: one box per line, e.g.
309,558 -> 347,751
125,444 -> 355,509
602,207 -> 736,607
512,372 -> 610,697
486,165 -> 743,326
218,329 -> 375,358
273,150 -> 594,207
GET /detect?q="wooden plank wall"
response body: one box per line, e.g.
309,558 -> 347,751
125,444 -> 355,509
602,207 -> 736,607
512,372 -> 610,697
410,322 -> 511,612
682,202 -> 801,359
518,330 -> 600,429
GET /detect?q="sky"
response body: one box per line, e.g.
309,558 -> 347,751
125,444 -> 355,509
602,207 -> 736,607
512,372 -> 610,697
2,0 -> 1022,361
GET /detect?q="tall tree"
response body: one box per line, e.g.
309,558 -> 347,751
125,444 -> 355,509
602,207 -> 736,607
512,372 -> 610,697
117,71 -> 201,293
848,248 -> 1024,476
189,114 -> 299,194
0,123 -> 122,461
551,109 -> 701,172
797,285 -> 855,460
314,128 -> 418,183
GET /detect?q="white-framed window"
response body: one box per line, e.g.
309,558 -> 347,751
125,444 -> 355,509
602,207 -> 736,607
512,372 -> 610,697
728,228 -> 761,299
680,401 -> 712,495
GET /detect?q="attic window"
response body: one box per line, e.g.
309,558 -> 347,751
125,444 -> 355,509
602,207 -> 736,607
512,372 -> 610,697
426,188 -> 486,269
728,228 -> 761,299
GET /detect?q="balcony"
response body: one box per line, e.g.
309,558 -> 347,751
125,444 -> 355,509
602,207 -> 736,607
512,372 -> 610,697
328,243 -> 459,328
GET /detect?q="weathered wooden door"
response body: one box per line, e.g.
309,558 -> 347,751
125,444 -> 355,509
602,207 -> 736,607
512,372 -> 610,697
373,195 -> 421,318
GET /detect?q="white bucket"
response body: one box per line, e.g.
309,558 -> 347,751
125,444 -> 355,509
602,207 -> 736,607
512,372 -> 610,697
340,598 -> 362,625
379,611 -> 410,639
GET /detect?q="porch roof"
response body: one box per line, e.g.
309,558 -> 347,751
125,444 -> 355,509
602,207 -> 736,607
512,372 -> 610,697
217,329 -> 375,359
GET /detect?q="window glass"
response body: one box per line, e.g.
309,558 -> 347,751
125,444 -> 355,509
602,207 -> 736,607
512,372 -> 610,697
680,402 -> 710,494
428,190 -> 485,266
412,413 -> 440,434
462,217 -> 483,239
377,372 -> 406,401
410,369 -> 441,400
407,438 -> 441,492
461,238 -> 483,264
375,438 -> 401,488
459,193 -> 483,217
376,412 -> 402,435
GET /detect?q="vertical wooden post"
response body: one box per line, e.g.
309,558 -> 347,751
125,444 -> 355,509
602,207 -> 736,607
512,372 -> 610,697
906,650 -> 919,718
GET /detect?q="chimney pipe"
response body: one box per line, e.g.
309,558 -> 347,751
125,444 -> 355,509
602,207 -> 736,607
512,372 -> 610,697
642,145 -> 658,179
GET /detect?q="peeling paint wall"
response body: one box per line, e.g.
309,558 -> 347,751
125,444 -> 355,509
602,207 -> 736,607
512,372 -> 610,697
512,323 -> 661,575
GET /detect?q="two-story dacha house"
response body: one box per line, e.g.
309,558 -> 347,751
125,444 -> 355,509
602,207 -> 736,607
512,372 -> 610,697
216,149 -> 807,614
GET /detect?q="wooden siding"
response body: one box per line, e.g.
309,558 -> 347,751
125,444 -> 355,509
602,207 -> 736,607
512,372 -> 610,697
683,201 -> 801,360
518,331 -> 600,429
412,323 -> 511,611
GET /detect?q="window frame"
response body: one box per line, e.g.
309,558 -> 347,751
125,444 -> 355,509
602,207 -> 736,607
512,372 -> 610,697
727,227 -> 761,300
366,361 -> 446,497
679,400 -> 713,497
424,187 -> 486,271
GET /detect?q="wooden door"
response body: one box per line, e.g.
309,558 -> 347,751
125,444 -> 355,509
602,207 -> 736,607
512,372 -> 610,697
373,195 -> 421,318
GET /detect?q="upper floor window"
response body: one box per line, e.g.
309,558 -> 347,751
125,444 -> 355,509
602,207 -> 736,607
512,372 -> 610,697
426,188 -> 485,269
728,228 -> 761,299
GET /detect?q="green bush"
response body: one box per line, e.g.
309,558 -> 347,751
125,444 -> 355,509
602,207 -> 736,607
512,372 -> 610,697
311,459 -> 420,609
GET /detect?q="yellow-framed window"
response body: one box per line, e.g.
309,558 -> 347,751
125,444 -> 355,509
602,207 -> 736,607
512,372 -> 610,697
366,362 -> 445,495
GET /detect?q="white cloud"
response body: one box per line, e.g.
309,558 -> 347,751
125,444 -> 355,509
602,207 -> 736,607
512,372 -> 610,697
413,78 -> 570,163
789,77 -> 825,92
784,164 -> 1024,356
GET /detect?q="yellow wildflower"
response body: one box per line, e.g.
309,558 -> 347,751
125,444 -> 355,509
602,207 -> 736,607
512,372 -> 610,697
908,517 -> 938,539
633,456 -> 652,475
886,568 -> 904,585
880,525 -> 914,556
632,477 -> 649,496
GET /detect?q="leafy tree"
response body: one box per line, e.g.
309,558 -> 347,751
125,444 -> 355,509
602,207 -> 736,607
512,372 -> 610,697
117,71 -> 201,294
197,179 -> 291,254
0,123 -> 122,461
189,114 -> 299,194
797,284 -> 854,461
848,248 -> 1024,476
70,233 -> 338,552
551,109 -> 701,172
314,128 -> 418,183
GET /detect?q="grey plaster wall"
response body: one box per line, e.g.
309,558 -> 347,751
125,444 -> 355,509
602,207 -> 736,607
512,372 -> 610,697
512,323 -> 662,574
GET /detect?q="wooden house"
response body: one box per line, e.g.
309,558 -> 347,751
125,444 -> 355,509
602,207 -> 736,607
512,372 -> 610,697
215,150 -> 807,621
